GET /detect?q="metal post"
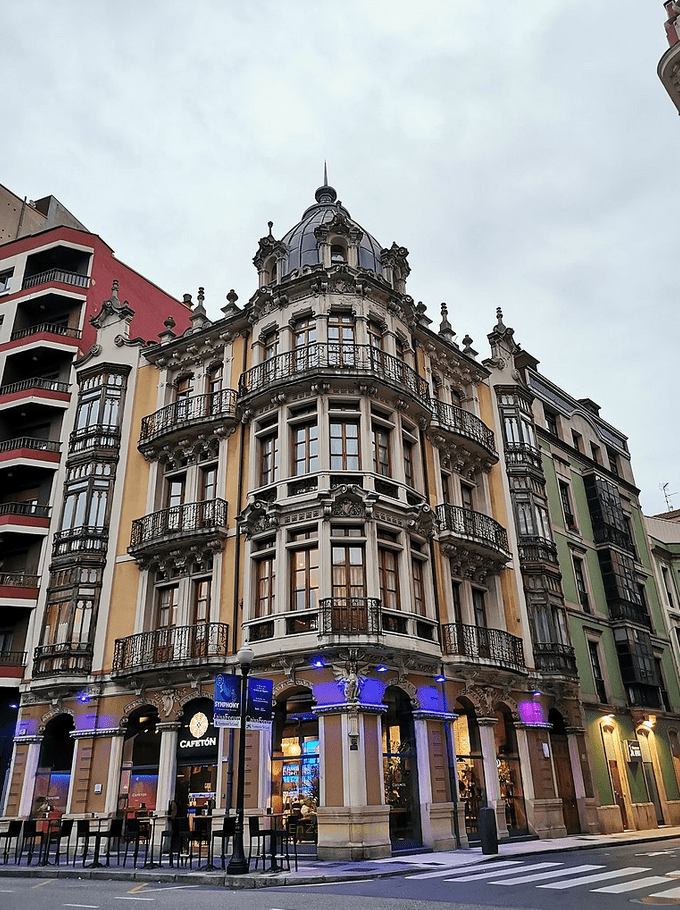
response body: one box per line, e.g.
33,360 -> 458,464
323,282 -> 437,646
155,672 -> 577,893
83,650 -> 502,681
227,645 -> 253,875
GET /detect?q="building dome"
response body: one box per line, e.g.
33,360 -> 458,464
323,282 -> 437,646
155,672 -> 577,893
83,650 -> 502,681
278,181 -> 385,278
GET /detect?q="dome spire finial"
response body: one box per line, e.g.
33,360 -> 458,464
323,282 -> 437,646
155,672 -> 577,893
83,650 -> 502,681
324,160 -> 328,187
315,163 -> 337,205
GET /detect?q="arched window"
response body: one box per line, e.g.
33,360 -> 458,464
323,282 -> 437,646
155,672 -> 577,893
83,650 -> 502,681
330,243 -> 347,264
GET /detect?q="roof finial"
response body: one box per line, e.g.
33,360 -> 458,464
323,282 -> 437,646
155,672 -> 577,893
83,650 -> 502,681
324,160 -> 328,186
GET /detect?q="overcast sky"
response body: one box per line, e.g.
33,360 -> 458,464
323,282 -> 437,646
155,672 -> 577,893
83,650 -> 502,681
3,1 -> 677,514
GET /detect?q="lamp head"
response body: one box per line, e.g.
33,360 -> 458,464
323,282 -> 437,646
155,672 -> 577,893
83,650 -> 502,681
237,645 -> 254,667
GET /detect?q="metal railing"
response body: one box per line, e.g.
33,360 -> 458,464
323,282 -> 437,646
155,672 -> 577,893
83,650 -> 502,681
518,536 -> 559,565
10,323 -> 82,342
532,641 -> 578,675
0,572 -> 40,588
139,390 -> 238,445
0,377 -> 69,397
436,504 -> 509,553
239,343 -> 430,404
22,269 -> 90,290
112,622 -> 229,673
33,641 -> 93,677
0,502 -> 50,519
0,650 -> 26,667
441,622 -> 525,672
608,598 -> 652,629
130,499 -> 228,548
319,597 -> 382,636
52,526 -> 109,557
430,400 -> 496,456
0,437 -> 60,454
69,424 -> 121,452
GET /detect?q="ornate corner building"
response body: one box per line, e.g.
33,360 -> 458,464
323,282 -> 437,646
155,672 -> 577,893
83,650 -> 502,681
2,177 -> 679,857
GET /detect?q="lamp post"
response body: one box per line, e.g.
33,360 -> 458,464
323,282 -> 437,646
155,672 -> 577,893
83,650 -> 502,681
227,644 -> 254,875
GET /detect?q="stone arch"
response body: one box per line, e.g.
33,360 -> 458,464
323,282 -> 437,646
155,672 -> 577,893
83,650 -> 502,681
38,707 -> 74,734
392,679 -> 420,710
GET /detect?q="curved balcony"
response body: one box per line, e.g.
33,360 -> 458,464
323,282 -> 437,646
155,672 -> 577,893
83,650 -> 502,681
22,268 -> 90,291
0,437 -> 60,466
429,400 -> 498,468
138,390 -> 238,458
436,504 -> 510,567
533,641 -> 578,676
319,597 -> 382,637
518,535 -> 559,566
0,502 -> 50,532
53,526 -> 109,558
239,344 -> 430,412
69,423 -> 121,454
503,441 -> 545,474
112,622 -> 229,677
441,622 -> 525,673
129,499 -> 229,559
33,641 -> 93,678
0,377 -> 70,409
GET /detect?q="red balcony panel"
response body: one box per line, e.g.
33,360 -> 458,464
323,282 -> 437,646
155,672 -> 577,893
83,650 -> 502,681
0,438 -> 61,464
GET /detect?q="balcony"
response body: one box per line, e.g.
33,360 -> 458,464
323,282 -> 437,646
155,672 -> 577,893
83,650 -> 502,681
33,641 -> 93,677
129,499 -> 229,559
436,504 -> 510,565
517,535 -> 559,566
533,641 -> 578,676
22,269 -> 90,291
69,424 -> 121,454
112,622 -> 229,676
608,598 -> 652,629
503,441 -> 544,473
0,650 -> 26,678
441,622 -> 525,673
10,323 -> 82,343
52,526 -> 109,558
0,377 -> 70,410
0,437 -> 60,466
319,597 -> 382,637
592,522 -> 636,555
0,502 -> 50,532
428,400 -> 497,467
239,344 -> 430,411
0,572 -> 39,601
138,390 -> 238,458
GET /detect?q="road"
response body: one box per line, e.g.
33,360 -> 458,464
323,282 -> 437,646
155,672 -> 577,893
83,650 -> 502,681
4,840 -> 680,910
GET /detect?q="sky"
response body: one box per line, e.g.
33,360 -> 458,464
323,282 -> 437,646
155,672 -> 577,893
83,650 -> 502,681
2,1 -> 677,514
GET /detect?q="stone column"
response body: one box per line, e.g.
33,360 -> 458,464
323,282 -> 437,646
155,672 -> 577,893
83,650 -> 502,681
478,717 -> 508,839
105,733 -> 125,815
156,722 -> 180,815
18,736 -> 42,817
413,716 -> 433,847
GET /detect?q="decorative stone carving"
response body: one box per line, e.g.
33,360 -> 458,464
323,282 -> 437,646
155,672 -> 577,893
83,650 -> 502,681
239,500 -> 281,538
319,485 -> 378,521
406,502 -> 436,539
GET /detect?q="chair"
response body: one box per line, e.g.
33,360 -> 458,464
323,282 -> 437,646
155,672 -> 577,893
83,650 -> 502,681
0,820 -> 23,864
123,817 -> 150,867
188,815 -> 211,869
281,814 -> 299,872
49,818 -> 74,865
211,816 -> 236,869
73,819 -> 91,866
18,819 -> 45,865
247,815 -> 267,870
100,817 -> 124,866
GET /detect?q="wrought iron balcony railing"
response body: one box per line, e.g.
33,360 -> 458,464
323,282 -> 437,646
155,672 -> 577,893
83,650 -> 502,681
112,622 -> 229,674
533,641 -> 578,676
319,597 -> 382,636
0,437 -> 60,455
22,269 -> 90,290
607,598 -> 652,629
591,522 -> 636,555
33,641 -> 93,677
0,377 -> 70,397
130,499 -> 229,550
441,622 -> 525,673
10,323 -> 82,342
0,572 -> 40,589
52,526 -> 109,557
239,343 -> 430,405
0,502 -> 50,519
430,400 -> 497,458
139,390 -> 238,446
436,504 -> 509,554
517,536 -> 559,565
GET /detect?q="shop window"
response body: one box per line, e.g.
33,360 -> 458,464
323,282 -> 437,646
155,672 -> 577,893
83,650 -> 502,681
32,715 -> 74,816
271,689 -> 319,841
119,708 -> 160,815
175,698 -> 218,817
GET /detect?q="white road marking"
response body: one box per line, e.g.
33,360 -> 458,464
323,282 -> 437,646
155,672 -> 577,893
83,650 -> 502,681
649,884 -> 680,899
63,905 -> 99,908
139,887 -> 197,893
490,863 -> 603,885
635,851 -> 675,856
446,861 -> 562,882
593,875 -> 673,893
538,866 -> 650,889
114,899 -> 154,903
408,860 -> 523,880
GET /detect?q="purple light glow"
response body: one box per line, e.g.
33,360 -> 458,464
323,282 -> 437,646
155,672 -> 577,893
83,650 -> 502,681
518,700 -> 547,726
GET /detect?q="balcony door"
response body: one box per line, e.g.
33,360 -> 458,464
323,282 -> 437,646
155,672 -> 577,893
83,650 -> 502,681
331,542 -> 366,632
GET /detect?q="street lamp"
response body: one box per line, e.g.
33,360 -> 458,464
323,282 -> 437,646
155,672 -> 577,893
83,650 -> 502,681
227,644 -> 254,875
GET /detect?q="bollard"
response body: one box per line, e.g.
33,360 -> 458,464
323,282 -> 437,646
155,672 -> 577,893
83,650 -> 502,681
478,806 -> 498,855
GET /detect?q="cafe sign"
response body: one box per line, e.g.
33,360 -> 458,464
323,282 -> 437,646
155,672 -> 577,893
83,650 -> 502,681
627,740 -> 642,762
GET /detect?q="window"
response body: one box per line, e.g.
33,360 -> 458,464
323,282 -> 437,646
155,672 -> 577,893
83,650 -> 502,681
571,431 -> 582,452
588,639 -> 607,703
411,552 -> 426,616
378,545 -> 400,611
368,320 -> 384,349
461,483 -> 474,512
559,481 -> 577,530
330,419 -> 360,470
207,363 -> 223,412
291,419 -> 319,476
573,556 -> 591,612
328,313 -> 355,365
590,442 -> 601,464
263,330 -> 279,361
200,465 -> 217,502
255,554 -> 276,618
192,578 -> 211,624
258,422 -> 279,486
61,463 -> 113,531
290,530 -> 319,612
331,542 -> 366,599
174,375 -> 193,419
293,316 -> 317,370
0,269 -> 13,294
515,495 -> 552,540
75,371 -> 125,430
472,588 -> 487,628
655,656 -> 671,711
450,576 -> 463,624
372,424 -> 391,476
606,446 -> 620,476
330,243 -> 347,264
662,566 -> 676,608
544,408 -> 559,437
403,438 -> 414,486
156,585 -> 179,629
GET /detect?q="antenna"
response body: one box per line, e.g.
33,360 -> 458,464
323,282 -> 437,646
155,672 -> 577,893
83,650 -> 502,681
661,483 -> 677,510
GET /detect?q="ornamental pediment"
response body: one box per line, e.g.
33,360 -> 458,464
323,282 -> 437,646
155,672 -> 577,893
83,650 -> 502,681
319,484 -> 378,520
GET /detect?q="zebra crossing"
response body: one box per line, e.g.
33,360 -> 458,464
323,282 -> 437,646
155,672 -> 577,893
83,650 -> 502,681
406,856 -> 680,899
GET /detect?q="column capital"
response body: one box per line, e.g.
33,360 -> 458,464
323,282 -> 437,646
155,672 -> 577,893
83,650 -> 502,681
476,716 -> 498,727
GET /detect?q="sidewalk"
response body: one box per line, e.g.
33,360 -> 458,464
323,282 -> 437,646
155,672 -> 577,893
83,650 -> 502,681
2,826 -> 680,889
